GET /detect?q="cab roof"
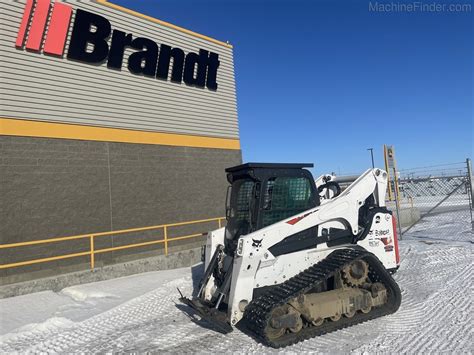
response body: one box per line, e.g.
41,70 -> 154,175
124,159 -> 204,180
225,162 -> 313,173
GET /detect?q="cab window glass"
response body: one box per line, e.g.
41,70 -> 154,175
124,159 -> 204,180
262,177 -> 313,227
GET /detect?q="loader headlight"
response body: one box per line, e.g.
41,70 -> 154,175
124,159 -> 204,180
236,238 -> 244,256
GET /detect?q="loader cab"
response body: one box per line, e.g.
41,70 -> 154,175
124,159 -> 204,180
224,163 -> 319,253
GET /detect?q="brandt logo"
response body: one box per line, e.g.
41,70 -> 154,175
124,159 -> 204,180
15,0 -> 220,90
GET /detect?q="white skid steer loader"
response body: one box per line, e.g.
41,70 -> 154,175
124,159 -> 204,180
179,163 -> 401,348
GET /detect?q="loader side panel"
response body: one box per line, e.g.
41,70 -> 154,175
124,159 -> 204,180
357,211 -> 399,270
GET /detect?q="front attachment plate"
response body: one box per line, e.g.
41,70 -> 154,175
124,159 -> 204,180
179,295 -> 233,334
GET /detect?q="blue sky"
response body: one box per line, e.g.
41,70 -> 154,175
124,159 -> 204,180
115,0 -> 472,175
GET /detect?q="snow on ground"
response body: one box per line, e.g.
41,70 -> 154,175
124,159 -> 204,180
0,212 -> 472,353
405,210 -> 472,242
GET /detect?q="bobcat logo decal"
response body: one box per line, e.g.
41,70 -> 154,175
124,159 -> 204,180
252,238 -> 263,248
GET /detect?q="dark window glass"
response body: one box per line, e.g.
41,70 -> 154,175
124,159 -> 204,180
226,179 -> 255,240
262,177 -> 313,227
234,179 -> 254,222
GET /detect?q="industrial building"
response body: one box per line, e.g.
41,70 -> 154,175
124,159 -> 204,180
0,0 -> 241,288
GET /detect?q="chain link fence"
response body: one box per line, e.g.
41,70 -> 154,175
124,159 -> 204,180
390,160 -> 473,241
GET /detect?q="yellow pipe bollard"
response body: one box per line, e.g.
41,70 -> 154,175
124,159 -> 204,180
90,235 -> 95,270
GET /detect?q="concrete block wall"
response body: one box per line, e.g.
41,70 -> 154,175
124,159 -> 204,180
0,135 -> 241,285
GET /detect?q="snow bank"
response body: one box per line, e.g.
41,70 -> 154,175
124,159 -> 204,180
0,317 -> 74,342
61,288 -> 119,303
13,317 -> 74,333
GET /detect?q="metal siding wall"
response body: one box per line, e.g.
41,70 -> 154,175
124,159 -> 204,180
0,1 -> 239,139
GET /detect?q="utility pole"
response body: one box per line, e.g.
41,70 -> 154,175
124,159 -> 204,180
367,148 -> 375,168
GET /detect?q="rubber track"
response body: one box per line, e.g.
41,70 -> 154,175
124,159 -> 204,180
242,248 -> 402,348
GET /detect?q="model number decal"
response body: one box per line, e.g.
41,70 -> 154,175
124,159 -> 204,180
369,240 -> 380,247
368,229 -> 390,236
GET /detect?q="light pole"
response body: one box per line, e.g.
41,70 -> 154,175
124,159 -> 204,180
367,148 -> 375,168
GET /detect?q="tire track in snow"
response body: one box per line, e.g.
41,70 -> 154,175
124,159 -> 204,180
354,240 -> 473,353
0,277 -> 194,353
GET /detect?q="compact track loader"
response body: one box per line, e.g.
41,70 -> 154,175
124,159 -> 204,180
180,163 -> 401,348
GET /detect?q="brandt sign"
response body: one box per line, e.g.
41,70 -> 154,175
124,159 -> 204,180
15,0 -> 220,90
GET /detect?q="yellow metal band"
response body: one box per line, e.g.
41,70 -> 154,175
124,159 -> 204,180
96,0 -> 233,49
0,118 -> 240,150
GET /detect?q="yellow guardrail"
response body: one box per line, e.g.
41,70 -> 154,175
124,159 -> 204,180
0,217 -> 225,270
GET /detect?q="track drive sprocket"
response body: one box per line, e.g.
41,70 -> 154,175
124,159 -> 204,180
341,259 -> 369,287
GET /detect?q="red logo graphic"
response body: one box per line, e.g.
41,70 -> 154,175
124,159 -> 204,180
286,209 -> 318,225
16,0 -> 72,56
381,236 -> 394,252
